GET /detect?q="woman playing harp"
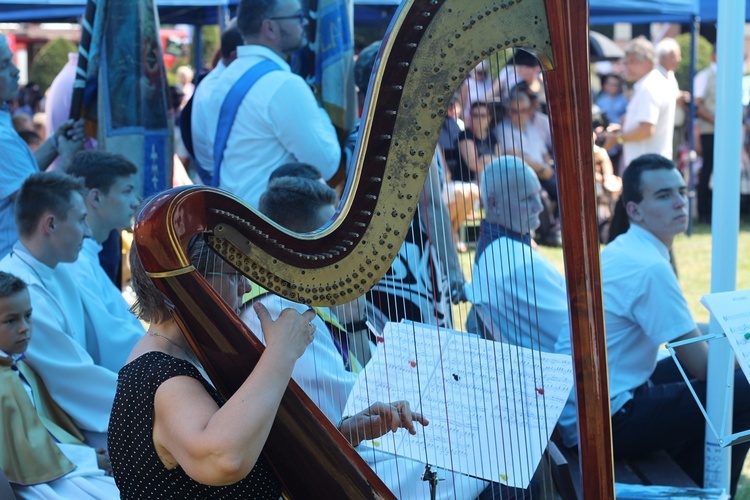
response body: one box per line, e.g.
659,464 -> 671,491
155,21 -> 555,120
130,0 -> 612,497
108,237 -> 426,497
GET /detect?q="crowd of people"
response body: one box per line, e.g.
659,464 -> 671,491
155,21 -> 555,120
0,1 -> 748,498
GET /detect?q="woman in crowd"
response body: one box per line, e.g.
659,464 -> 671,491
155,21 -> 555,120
446,100 -> 502,251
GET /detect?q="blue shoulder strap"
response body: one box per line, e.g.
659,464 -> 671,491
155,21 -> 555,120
211,59 -> 281,187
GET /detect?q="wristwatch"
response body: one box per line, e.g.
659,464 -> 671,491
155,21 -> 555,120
616,134 -> 625,145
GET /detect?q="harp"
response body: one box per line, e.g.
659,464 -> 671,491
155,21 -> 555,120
134,0 -> 613,497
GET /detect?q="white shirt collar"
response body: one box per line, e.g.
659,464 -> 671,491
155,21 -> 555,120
236,44 -> 291,72
628,223 -> 671,262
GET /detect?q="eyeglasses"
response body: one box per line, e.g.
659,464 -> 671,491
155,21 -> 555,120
205,271 -> 246,286
268,11 -> 307,23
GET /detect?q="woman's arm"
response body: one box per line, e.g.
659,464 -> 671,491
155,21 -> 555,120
152,303 -> 315,486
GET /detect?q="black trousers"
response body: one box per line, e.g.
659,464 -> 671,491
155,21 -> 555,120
698,133 -> 715,222
611,357 -> 750,496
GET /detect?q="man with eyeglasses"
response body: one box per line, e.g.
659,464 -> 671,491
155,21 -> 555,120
201,0 -> 341,208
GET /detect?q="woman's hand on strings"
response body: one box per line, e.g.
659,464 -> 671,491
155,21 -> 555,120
340,401 -> 429,447
253,302 -> 317,362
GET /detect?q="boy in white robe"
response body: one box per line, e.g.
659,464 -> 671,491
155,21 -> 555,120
0,271 -> 119,499
64,150 -> 144,371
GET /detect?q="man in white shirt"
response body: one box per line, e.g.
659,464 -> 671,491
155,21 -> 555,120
0,172 -> 117,446
655,37 -> 690,162
65,151 -> 144,371
202,0 -> 341,207
466,155 -> 567,352
556,154 -> 750,495
601,37 -> 676,168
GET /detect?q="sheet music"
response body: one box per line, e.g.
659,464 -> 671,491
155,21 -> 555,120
700,289 -> 750,381
344,322 -> 574,488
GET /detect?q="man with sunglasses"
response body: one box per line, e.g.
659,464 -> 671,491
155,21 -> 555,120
201,0 -> 341,208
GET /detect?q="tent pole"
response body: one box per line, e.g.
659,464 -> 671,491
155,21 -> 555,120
703,0 -> 746,493
686,15 -> 699,236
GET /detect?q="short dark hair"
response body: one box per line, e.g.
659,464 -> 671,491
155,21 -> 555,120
269,162 -> 322,182
129,234 -> 224,324
237,0 -> 278,39
67,150 -> 137,194
221,19 -> 245,61
622,154 -> 676,205
15,172 -> 87,239
0,272 -> 27,300
259,177 -> 338,232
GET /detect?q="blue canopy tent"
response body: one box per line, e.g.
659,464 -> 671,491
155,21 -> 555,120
0,0 -> 236,24
590,0 -> 699,24
699,0 -> 750,21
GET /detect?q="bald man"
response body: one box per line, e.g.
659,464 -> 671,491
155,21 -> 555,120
466,155 -> 568,352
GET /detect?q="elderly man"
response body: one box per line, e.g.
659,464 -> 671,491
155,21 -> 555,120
0,33 -> 85,257
655,37 -> 690,162
601,37 -> 676,168
202,0 -> 341,206
0,172 -> 117,447
556,154 -> 750,495
466,155 -> 567,352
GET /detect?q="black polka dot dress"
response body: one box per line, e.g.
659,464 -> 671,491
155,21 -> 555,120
108,351 -> 281,499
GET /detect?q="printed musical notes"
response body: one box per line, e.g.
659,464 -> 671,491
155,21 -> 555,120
701,289 -> 750,382
343,321 -> 574,488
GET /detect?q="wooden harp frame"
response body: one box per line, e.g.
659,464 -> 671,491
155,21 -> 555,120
134,0 -> 615,497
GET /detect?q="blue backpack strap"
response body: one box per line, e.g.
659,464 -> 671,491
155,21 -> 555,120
211,59 -> 281,187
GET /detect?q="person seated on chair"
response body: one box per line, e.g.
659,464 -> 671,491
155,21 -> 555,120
64,150 -> 144,372
243,176 -> 491,499
555,154 -> 750,495
465,155 -> 568,352
0,172 -> 117,447
0,271 -> 119,499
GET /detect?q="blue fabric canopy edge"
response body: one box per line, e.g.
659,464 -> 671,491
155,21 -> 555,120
589,0 -> 699,24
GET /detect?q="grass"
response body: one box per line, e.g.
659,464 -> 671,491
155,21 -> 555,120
456,216 -> 750,495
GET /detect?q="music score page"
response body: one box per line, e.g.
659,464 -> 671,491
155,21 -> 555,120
344,322 -> 574,488
701,289 -> 750,382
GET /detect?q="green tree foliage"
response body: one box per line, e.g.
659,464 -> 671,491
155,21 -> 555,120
29,38 -> 77,94
675,33 -> 714,92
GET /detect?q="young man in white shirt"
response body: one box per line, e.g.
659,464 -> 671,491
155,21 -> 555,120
556,154 -> 750,495
65,150 -> 144,371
